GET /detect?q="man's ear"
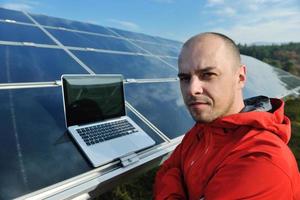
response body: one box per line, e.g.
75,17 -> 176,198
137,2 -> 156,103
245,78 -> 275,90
238,64 -> 246,89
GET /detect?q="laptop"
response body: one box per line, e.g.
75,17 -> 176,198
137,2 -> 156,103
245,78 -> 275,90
61,74 -> 155,167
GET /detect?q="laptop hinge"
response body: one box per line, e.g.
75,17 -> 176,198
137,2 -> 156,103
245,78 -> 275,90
120,153 -> 139,167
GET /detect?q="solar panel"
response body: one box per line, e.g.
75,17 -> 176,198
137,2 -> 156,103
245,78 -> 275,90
0,7 -> 32,23
72,50 -> 178,78
153,37 -> 183,49
47,28 -> 146,53
125,82 -> 194,139
0,45 -> 88,83
131,40 -> 180,57
0,86 -> 164,199
279,76 -> 300,90
0,22 -> 55,44
0,87 -> 91,199
242,55 -> 295,98
160,57 -> 178,69
109,27 -> 160,43
31,13 -> 114,36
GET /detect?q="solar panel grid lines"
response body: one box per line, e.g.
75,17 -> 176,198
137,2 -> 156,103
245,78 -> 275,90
0,19 -> 36,27
69,46 -> 179,60
46,28 -> 148,54
44,24 -> 122,39
125,101 -> 171,143
0,7 -> 182,51
0,40 -> 61,49
42,24 -> 181,51
29,13 -> 115,37
0,22 -> 56,45
126,38 -> 181,49
0,7 -> 32,23
0,12 -> 180,77
0,10 -> 182,60
0,39 -> 178,60
0,81 -> 60,90
104,27 -> 178,71
125,82 -> 194,139
23,11 -> 96,75
0,45 -> 89,83
71,50 -> 178,79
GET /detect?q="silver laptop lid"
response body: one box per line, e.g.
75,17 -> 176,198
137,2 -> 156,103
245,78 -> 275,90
62,74 -> 125,127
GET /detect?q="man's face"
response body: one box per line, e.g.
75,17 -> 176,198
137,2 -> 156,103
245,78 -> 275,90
178,36 -> 245,123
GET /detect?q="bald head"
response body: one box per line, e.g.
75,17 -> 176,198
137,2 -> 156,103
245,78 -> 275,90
177,32 -> 246,122
179,32 -> 241,70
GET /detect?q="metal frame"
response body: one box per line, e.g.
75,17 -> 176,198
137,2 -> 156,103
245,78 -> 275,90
15,136 -> 183,200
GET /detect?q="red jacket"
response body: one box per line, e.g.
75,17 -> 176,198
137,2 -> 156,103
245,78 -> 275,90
154,98 -> 300,200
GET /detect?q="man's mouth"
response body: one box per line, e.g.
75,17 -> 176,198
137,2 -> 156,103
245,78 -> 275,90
188,101 -> 210,109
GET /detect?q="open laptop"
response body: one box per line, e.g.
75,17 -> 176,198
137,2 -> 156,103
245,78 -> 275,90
61,74 -> 155,167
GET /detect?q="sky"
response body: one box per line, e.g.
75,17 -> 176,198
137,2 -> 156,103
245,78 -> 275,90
0,0 -> 299,44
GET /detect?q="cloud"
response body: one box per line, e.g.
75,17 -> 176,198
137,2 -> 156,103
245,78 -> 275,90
107,19 -> 140,31
206,0 -> 224,6
214,17 -> 300,44
215,6 -> 236,16
202,0 -> 300,44
0,3 -> 33,11
0,0 -> 40,11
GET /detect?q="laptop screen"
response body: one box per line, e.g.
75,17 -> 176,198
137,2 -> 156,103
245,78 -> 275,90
62,75 -> 125,127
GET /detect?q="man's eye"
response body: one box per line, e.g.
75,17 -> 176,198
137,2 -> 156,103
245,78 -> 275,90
179,76 -> 190,82
202,72 -> 216,79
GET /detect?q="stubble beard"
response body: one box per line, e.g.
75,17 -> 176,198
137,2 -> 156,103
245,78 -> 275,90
187,93 -> 236,123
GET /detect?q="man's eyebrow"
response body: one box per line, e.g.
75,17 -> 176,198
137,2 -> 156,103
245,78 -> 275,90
177,66 -> 218,77
197,66 -> 217,73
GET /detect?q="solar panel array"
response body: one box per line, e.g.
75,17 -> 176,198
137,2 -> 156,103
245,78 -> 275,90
0,7 -> 300,199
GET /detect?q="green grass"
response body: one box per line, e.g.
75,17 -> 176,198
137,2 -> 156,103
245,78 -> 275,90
285,97 -> 300,164
98,167 -> 158,200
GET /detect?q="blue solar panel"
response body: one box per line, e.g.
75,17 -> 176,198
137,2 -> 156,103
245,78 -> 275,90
0,22 -> 55,44
132,40 -> 180,57
31,14 -> 114,36
0,90 -> 24,200
160,57 -> 178,69
0,87 -> 91,199
0,45 -> 88,83
72,50 -> 177,79
242,55 -> 293,98
125,82 -> 194,139
154,37 -> 183,48
47,28 -> 146,53
109,27 -> 161,43
0,7 -> 32,23
0,86 -> 163,199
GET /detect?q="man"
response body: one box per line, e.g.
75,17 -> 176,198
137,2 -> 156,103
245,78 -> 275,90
153,32 -> 300,200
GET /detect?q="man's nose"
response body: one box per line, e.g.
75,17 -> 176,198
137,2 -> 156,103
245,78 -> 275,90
188,76 -> 204,96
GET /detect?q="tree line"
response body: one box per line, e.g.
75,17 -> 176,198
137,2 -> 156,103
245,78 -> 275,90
238,42 -> 300,76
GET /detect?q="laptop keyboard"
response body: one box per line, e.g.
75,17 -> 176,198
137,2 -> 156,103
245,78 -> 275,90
76,119 -> 138,146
